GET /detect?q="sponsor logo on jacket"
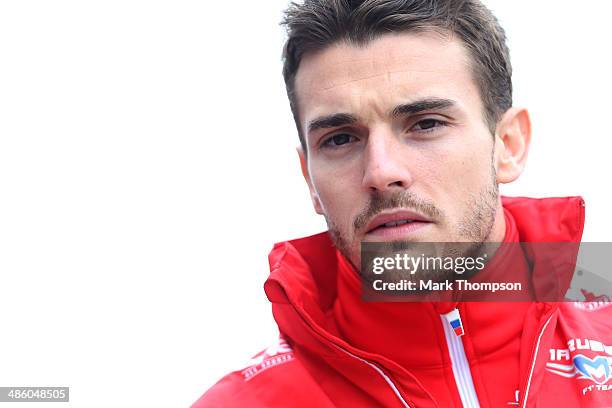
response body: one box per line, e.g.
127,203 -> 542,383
240,336 -> 294,381
572,300 -> 611,312
547,338 -> 612,395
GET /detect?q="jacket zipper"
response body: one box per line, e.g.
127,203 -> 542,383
441,308 -> 481,408
331,342 -> 412,408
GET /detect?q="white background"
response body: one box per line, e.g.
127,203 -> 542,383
0,1 -> 610,407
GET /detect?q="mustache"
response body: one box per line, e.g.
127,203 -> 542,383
353,190 -> 443,232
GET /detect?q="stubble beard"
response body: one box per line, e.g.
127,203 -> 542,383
325,164 -> 499,281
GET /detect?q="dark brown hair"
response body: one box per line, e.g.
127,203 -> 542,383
281,0 -> 512,151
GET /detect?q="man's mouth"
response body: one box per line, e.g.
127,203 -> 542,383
364,210 -> 432,240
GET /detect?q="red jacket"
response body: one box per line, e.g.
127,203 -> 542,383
193,196 -> 612,407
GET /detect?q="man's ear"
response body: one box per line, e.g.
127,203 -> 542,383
494,107 -> 532,184
298,147 -> 324,215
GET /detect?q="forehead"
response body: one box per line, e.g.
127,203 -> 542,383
294,31 -> 483,130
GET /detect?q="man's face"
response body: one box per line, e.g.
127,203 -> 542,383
295,32 -> 503,268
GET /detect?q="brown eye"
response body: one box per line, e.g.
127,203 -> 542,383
413,119 -> 443,131
322,133 -> 356,147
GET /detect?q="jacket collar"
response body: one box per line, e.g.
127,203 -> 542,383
263,196 -> 585,359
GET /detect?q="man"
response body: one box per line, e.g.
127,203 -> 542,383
193,1 -> 610,406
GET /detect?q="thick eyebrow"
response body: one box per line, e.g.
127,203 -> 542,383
306,98 -> 455,134
391,98 -> 456,117
307,113 -> 358,134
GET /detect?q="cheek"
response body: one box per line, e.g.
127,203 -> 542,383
420,137 -> 493,202
459,136 -> 495,182
311,164 -> 363,230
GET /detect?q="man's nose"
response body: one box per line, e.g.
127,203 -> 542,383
362,129 -> 413,193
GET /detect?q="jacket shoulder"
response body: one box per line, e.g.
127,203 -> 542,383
191,371 -> 269,408
191,337 -> 331,408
